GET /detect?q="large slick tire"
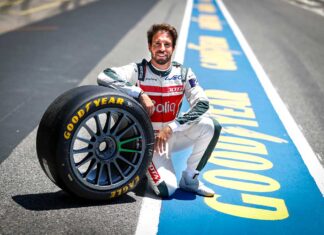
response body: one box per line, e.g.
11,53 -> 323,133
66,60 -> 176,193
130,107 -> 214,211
36,85 -> 154,200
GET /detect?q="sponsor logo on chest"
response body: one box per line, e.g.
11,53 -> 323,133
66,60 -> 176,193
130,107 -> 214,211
165,75 -> 182,81
152,100 -> 176,115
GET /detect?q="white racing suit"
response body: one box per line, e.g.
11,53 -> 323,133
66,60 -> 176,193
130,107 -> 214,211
97,59 -> 221,197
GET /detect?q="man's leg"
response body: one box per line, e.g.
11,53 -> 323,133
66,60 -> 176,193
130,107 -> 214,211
146,146 -> 177,197
186,117 -> 221,172
146,117 -> 221,198
173,117 -> 222,196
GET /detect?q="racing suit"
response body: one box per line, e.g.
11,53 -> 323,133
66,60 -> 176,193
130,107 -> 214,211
97,59 -> 221,197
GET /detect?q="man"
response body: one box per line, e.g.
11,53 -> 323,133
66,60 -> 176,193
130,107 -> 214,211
97,23 -> 221,197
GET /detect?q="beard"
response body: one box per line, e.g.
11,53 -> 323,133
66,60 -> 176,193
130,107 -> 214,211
152,52 -> 172,65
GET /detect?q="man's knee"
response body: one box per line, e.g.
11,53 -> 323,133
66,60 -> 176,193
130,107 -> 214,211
194,117 -> 222,171
199,117 -> 222,137
211,117 -> 222,136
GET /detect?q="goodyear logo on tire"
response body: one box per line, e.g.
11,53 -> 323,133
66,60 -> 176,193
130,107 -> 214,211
64,96 -> 124,140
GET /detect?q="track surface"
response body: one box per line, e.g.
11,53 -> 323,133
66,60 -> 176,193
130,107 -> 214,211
0,0 -> 185,234
1,0 -> 324,234
223,0 -> 324,164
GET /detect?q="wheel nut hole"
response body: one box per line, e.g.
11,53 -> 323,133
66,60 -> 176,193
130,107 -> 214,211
99,141 -> 107,152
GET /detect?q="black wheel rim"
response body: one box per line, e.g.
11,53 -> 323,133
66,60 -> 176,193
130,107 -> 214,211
70,108 -> 145,191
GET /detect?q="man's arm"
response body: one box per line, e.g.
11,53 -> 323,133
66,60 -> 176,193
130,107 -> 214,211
168,68 -> 210,132
97,63 -> 142,98
97,63 -> 155,116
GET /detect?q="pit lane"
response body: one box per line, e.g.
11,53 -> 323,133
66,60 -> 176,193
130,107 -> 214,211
1,0 -> 324,234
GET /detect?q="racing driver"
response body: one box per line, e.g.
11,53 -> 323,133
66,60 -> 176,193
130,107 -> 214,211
97,23 -> 222,197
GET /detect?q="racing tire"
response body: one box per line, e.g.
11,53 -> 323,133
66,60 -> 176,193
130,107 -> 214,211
36,85 -> 154,201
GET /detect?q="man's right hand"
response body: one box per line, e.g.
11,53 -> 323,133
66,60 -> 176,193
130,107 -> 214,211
139,93 -> 155,116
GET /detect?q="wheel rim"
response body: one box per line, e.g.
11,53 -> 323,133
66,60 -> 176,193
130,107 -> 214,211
70,108 -> 146,191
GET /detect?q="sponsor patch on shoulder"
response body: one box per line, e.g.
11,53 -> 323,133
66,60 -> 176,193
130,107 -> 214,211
189,78 -> 198,87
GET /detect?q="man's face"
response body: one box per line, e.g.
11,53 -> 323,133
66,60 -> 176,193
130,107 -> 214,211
149,30 -> 174,67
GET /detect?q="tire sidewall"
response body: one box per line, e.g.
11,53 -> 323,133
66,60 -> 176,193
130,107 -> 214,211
55,86 -> 154,200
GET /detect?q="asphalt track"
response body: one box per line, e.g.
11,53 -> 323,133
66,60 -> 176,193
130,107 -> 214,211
223,0 -> 324,165
0,0 -> 157,163
1,0 -> 324,234
0,0 -> 186,234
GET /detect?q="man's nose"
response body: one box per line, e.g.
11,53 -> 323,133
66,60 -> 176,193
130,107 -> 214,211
160,44 -> 166,51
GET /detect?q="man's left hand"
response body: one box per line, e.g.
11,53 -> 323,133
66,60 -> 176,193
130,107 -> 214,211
155,126 -> 173,153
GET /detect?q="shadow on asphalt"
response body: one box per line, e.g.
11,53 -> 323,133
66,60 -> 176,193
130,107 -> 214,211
133,177 -> 197,201
141,187 -> 197,201
12,190 -> 136,211
12,177 -> 149,211
12,176 -> 198,211
169,189 -> 196,201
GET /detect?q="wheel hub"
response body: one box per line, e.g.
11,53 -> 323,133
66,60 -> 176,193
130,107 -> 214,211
96,136 -> 117,160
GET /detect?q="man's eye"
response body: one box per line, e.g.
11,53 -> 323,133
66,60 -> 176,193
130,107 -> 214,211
153,43 -> 171,49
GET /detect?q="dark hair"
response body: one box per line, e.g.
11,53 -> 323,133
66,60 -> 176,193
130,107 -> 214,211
147,23 -> 178,48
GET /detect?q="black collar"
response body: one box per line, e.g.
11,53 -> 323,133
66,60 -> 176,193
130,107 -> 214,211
147,61 -> 172,77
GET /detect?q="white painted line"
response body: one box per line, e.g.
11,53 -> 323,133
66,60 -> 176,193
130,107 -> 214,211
281,0 -> 324,17
217,0 -> 324,196
135,0 -> 194,234
134,194 -> 163,235
174,0 -> 193,63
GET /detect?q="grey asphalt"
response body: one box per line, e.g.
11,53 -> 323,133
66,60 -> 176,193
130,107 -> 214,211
0,0 -> 186,234
224,0 -> 324,164
0,0 -> 158,163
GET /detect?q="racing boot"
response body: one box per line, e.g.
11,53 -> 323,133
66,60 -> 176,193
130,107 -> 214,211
179,170 -> 214,197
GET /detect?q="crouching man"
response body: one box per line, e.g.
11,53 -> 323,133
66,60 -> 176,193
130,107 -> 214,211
97,23 -> 221,197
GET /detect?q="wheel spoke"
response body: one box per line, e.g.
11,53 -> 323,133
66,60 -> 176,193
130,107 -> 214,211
107,163 -> 112,184
119,136 -> 142,144
83,123 -> 96,139
73,146 -> 93,155
117,155 -> 135,167
94,115 -> 103,136
83,159 -> 97,179
76,136 -> 93,145
103,111 -> 112,134
75,153 -> 93,167
116,122 -> 135,139
96,163 -> 104,185
113,160 -> 125,179
119,148 -> 141,153
111,113 -> 124,135
118,136 -> 142,153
